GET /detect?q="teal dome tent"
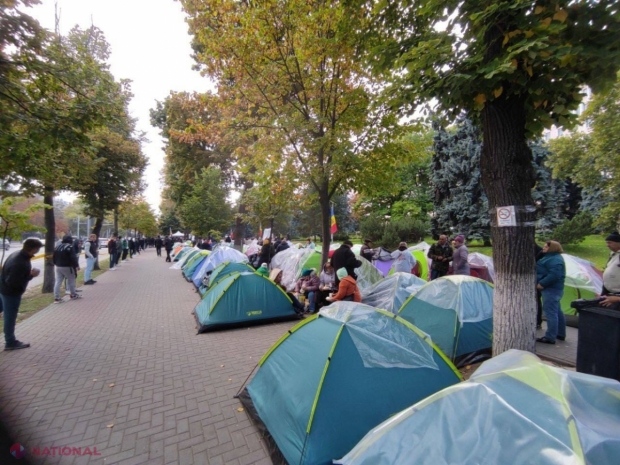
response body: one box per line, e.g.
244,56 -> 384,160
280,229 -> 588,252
398,275 -> 494,367
239,302 -> 461,465
337,350 -> 620,465
194,272 -> 297,331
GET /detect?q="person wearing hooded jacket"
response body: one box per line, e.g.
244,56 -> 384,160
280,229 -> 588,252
327,268 -> 362,302
294,268 -> 320,313
536,240 -> 566,344
259,238 -> 275,265
391,242 -> 417,273
53,235 -> 81,303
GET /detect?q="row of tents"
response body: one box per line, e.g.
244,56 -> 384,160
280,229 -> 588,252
172,243 -> 494,366
170,243 -> 619,464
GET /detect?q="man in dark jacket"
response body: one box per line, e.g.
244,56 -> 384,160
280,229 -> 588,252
164,236 -> 174,262
155,235 -> 163,256
53,235 -> 81,302
0,238 -> 42,350
427,235 -> 453,280
331,240 -> 362,285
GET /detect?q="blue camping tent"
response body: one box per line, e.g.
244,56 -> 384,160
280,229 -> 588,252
398,275 -> 494,366
337,350 -> 620,465
239,302 -> 461,465
182,250 -> 210,280
194,272 -> 297,331
192,247 -> 249,288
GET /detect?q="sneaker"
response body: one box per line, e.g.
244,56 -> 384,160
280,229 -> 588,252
557,336 -> 566,341
109,267 -> 116,271
5,340 -> 31,351
84,280 -> 94,285
70,294 -> 82,300
54,298 -> 63,304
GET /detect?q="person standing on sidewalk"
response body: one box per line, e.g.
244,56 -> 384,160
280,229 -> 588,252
155,235 -> 163,257
600,231 -> 620,309
0,238 -> 42,350
108,235 -> 118,271
121,237 -> 129,262
53,235 -> 82,303
536,241 -> 566,344
83,234 -> 98,285
164,236 -> 174,262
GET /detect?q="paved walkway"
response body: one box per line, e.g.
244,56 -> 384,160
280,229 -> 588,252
0,248 -> 299,465
1,248 -> 582,464
535,325 -> 578,367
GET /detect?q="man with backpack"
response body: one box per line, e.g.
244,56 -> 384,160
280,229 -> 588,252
53,235 -> 81,303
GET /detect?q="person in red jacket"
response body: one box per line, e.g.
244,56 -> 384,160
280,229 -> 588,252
327,268 -> 361,303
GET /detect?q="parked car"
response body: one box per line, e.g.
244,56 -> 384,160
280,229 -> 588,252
99,238 -> 109,248
1,239 -> 10,251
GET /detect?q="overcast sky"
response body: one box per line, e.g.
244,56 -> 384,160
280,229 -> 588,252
28,0 -> 212,213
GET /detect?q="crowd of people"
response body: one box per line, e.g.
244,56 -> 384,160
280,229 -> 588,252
1,230 -> 619,352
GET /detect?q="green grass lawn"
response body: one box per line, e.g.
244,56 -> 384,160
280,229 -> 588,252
467,235 -> 609,269
1,258 -> 111,332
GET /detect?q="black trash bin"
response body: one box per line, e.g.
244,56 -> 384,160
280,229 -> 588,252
576,306 -> 620,381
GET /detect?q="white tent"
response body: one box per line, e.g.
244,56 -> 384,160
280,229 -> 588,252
172,231 -> 184,237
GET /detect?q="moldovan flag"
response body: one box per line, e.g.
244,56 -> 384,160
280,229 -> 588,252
330,206 -> 338,234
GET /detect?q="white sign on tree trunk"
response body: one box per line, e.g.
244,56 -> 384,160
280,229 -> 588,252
496,206 -> 517,227
262,228 -> 271,240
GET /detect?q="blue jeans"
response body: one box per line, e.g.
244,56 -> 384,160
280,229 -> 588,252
109,251 -> 117,268
1,293 -> 22,345
542,288 -> 566,341
307,291 -> 316,312
431,269 -> 447,281
84,257 -> 95,282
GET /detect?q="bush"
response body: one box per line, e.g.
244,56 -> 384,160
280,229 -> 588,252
333,232 -> 350,241
359,216 -> 385,242
548,211 -> 593,245
395,217 -> 429,243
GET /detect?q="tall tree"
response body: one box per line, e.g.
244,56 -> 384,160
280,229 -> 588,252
548,74 -> 620,231
177,167 -> 233,237
361,0 -> 620,353
181,0 -> 401,264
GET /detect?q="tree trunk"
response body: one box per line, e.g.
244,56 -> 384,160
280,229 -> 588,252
318,185 -> 331,267
93,216 -> 103,270
42,187 -> 56,294
113,207 -> 119,235
481,94 -> 537,355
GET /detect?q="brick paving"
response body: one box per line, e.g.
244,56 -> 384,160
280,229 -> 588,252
0,248 -> 298,464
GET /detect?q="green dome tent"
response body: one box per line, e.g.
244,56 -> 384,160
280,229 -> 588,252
194,272 -> 297,331
337,350 -> 620,465
182,250 -> 210,280
198,261 -> 256,296
239,302 -> 461,465
398,275 -> 494,367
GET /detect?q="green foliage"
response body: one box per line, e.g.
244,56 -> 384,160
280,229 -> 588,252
177,167 -> 232,237
355,128 -> 434,221
118,197 -> 158,236
360,215 -> 428,249
546,211 -> 593,245
361,0 -> 620,136
0,197 -> 48,265
332,232 -> 350,242
548,74 -> 620,231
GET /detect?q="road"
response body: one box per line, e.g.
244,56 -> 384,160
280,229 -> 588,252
2,242 -> 109,288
